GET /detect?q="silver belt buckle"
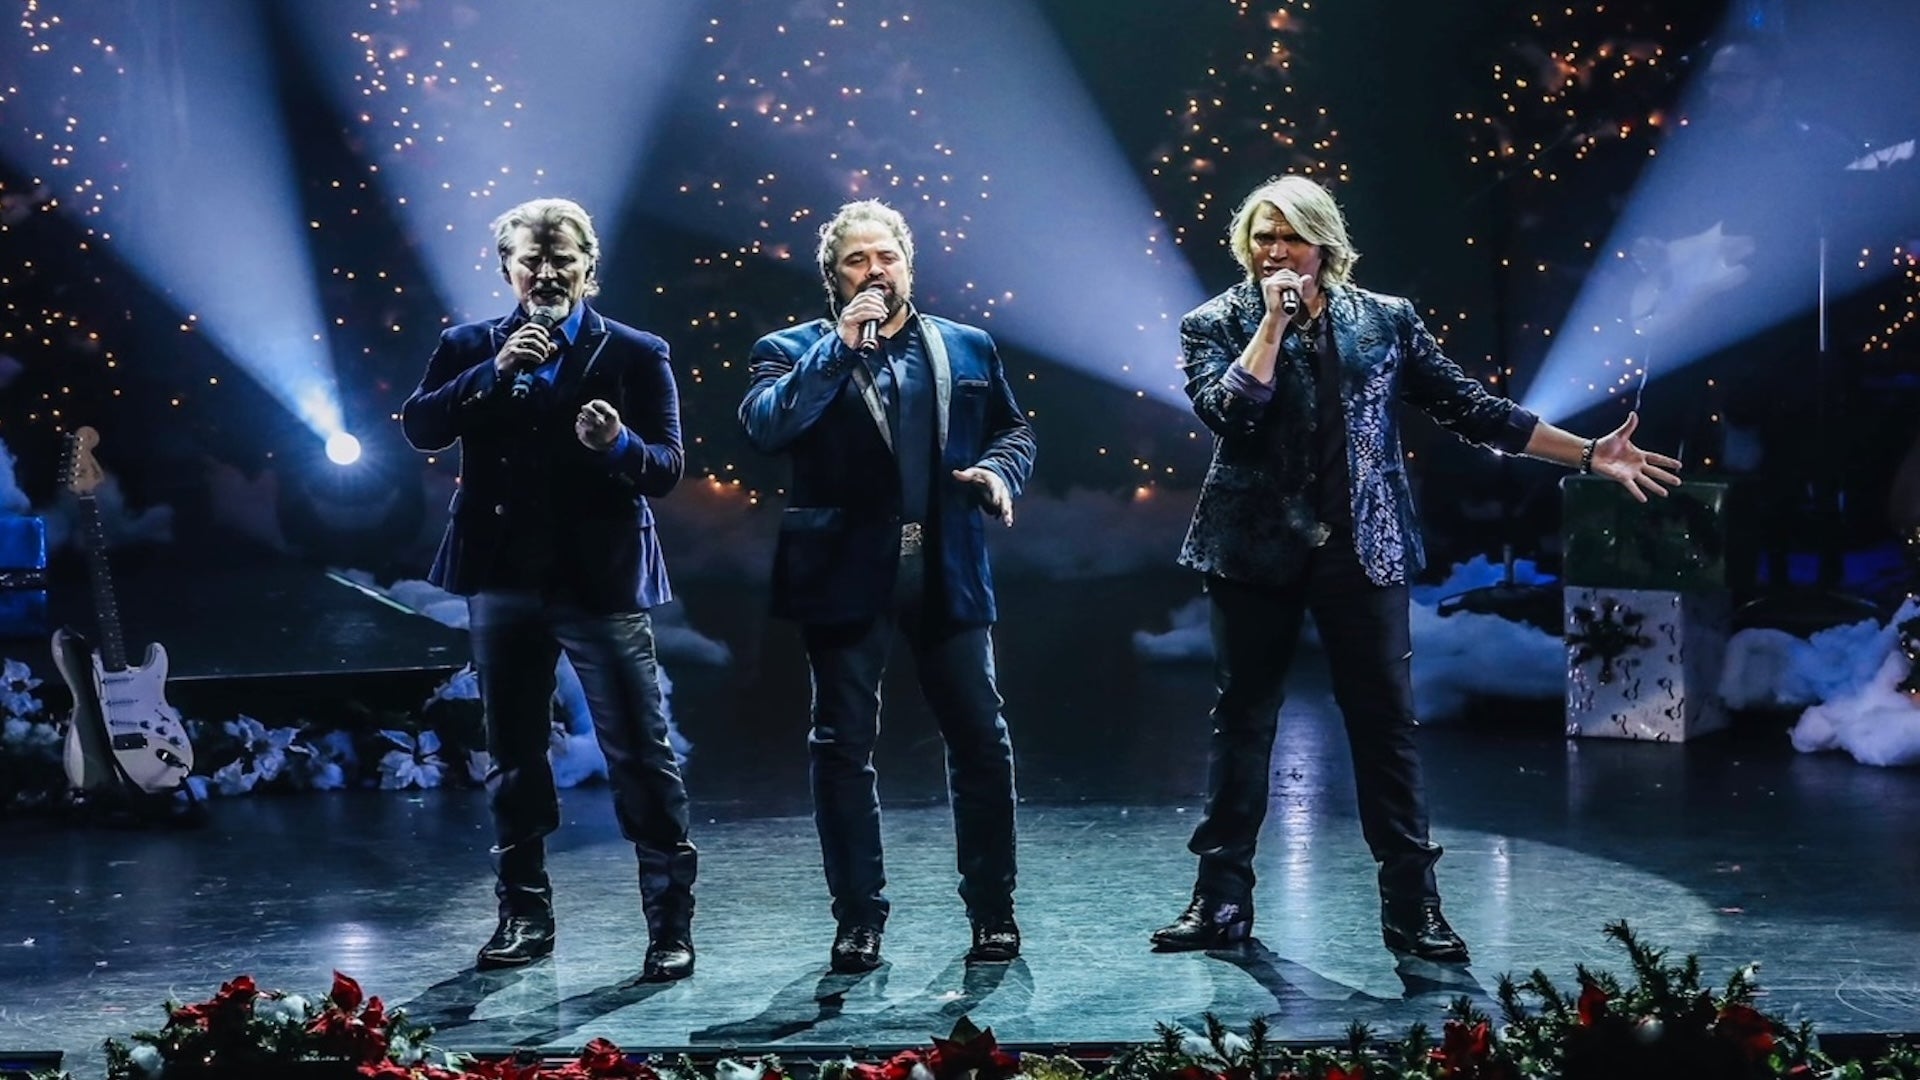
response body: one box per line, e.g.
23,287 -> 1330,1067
900,521 -> 924,556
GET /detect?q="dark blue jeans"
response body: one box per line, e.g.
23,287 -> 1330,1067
468,591 -> 697,935
800,552 -> 1018,928
1188,536 -> 1443,909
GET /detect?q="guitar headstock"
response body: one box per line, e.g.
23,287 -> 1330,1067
59,426 -> 104,497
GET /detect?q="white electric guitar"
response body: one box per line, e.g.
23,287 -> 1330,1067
54,427 -> 194,796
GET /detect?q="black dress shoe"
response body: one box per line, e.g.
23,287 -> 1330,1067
476,914 -> 555,969
1381,901 -> 1470,963
640,936 -> 695,982
830,923 -> 884,973
966,913 -> 1021,963
1149,895 -> 1254,951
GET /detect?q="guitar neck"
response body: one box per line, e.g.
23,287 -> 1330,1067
78,494 -> 128,672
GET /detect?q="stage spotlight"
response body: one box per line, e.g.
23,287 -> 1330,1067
276,439 -> 426,573
325,433 -> 363,467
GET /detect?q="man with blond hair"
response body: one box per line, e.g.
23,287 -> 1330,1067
1152,175 -> 1681,962
741,199 -> 1035,973
403,196 -> 697,981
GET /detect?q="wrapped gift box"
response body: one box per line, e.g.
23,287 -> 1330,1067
0,514 -> 48,638
1560,476 -> 1730,592
1564,586 -> 1729,741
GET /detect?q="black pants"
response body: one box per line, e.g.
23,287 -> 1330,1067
469,591 -> 697,935
800,552 -> 1018,928
1188,537 -> 1442,909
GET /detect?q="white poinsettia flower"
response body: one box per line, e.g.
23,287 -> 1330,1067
293,730 -> 357,791
1,657 -> 43,717
212,756 -> 260,796
426,664 -> 480,706
466,749 -> 492,785
221,716 -> 302,786
378,729 -> 446,790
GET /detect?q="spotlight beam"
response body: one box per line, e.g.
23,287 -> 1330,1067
0,0 -> 346,440
290,1 -> 699,322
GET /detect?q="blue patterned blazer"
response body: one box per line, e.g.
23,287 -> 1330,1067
1177,280 -> 1537,588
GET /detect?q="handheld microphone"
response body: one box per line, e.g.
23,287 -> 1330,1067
1280,287 -> 1301,317
856,285 -> 885,356
511,303 -> 567,400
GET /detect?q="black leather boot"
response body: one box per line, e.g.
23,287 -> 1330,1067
967,911 -> 1021,963
1149,895 -> 1254,951
476,912 -> 555,969
1381,899 -> 1469,963
641,932 -> 695,982
478,839 -> 555,969
640,890 -> 695,981
830,923 -> 884,972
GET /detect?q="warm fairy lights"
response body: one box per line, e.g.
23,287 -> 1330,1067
3,1 -> 1911,513
1456,3 -> 1705,418
1150,1 -> 1344,256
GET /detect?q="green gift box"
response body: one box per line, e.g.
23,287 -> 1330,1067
1560,477 -> 1730,592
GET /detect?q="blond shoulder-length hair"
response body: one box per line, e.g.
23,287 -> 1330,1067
1226,175 -> 1358,288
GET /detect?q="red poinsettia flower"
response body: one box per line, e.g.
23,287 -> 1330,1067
928,1027 -> 1019,1080
332,970 -> 366,1013
851,1048 -> 927,1080
1171,1064 -> 1220,1080
306,1001 -> 390,1064
171,975 -> 260,1030
213,975 -> 259,1010
1576,982 -> 1610,1026
548,1037 -> 659,1078
1715,1002 -> 1777,1060
1430,1018 -> 1494,1077
1326,1064 -> 1366,1080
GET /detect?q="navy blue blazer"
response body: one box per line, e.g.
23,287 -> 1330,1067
740,313 -> 1036,626
401,304 -> 682,613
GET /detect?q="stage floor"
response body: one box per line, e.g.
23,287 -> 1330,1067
5,601 -> 1919,1074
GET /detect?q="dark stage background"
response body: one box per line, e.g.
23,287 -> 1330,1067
4,0 -> 1920,1072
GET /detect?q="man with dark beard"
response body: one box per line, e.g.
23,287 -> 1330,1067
740,199 -> 1036,973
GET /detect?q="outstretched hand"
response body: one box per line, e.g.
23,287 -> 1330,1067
953,467 -> 1014,526
1590,411 -> 1682,503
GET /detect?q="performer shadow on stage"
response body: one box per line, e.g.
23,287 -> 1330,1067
401,197 -> 698,983
1149,175 -> 1680,965
740,199 -> 1036,975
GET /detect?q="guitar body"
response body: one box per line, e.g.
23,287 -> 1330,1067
57,630 -> 193,795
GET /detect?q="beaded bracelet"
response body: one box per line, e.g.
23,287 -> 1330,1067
1579,438 -> 1596,474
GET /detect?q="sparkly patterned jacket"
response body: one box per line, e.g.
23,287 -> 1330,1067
1178,280 -> 1538,587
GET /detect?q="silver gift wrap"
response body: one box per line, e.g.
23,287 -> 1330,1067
1564,586 -> 1731,741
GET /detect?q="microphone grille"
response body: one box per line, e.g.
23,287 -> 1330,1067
529,303 -> 567,328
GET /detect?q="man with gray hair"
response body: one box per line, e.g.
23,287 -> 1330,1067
403,196 -> 697,981
741,198 -> 1036,973
1152,175 -> 1680,962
